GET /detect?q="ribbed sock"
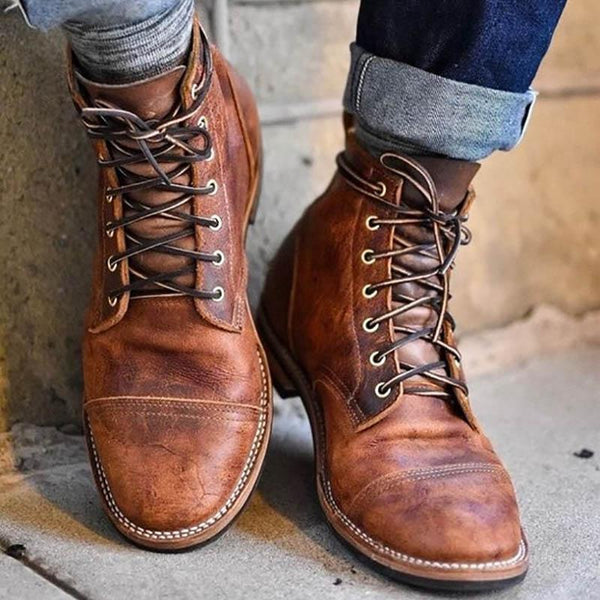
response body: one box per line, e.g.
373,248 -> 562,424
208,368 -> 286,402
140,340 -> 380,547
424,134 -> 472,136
63,0 -> 194,84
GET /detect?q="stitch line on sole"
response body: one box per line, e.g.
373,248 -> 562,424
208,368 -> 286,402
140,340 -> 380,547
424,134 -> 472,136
322,480 -> 527,571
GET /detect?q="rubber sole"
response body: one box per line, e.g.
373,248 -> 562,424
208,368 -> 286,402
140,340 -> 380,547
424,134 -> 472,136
256,308 -> 529,592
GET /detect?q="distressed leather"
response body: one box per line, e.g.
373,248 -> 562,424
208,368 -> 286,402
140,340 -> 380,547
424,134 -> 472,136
69,22 -> 271,549
260,119 -> 528,581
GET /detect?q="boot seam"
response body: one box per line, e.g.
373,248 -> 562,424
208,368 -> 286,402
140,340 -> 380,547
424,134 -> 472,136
346,462 -> 507,516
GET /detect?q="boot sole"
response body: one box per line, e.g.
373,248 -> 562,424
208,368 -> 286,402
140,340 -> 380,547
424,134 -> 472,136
256,308 -> 529,592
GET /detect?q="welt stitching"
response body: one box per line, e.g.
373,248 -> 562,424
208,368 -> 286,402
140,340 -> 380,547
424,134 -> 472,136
323,480 -> 526,571
87,350 -> 269,541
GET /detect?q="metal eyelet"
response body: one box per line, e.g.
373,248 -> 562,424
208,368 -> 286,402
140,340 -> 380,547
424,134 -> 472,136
362,284 -> 377,299
369,352 -> 386,367
212,286 -> 225,302
375,182 -> 387,197
361,249 -> 376,265
191,83 -> 200,100
212,250 -> 225,266
107,256 -> 118,272
197,115 -> 208,129
365,216 -> 380,231
107,295 -> 118,307
106,222 -> 114,238
209,215 -> 223,231
362,318 -> 379,333
207,179 -> 218,195
206,147 -> 215,162
105,194 -> 114,204
375,382 -> 391,398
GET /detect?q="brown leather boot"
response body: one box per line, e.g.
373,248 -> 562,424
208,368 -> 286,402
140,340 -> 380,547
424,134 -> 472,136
259,117 -> 528,590
68,22 -> 272,550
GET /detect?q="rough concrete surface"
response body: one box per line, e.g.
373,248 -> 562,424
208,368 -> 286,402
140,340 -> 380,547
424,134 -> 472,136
0,346 -> 599,600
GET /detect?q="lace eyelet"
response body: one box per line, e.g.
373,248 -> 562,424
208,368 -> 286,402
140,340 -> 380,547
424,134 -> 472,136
206,147 -> 215,162
106,222 -> 114,238
361,249 -> 376,265
362,318 -> 379,333
212,250 -> 225,266
369,352 -> 386,367
362,284 -> 377,299
375,382 -> 391,398
365,216 -> 380,231
212,286 -> 225,302
207,179 -> 218,195
107,256 -> 118,272
375,182 -> 387,197
209,215 -> 223,231
191,83 -> 201,100
197,115 -> 208,129
107,295 -> 118,307
105,194 -> 114,204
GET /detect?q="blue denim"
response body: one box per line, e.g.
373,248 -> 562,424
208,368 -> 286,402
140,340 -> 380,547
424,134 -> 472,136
346,0 -> 565,160
356,0 -> 567,94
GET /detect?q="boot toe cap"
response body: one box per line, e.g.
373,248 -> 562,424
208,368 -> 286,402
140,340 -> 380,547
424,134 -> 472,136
345,463 -> 526,568
85,396 -> 269,548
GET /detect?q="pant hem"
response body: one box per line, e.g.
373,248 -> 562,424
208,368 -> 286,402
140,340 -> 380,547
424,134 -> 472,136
343,43 -> 537,161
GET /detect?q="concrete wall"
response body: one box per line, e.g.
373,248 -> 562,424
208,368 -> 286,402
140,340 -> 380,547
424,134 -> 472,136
0,0 -> 598,430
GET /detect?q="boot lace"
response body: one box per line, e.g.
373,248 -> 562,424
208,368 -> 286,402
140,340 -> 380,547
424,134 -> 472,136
79,36 -> 225,304
337,152 -> 472,401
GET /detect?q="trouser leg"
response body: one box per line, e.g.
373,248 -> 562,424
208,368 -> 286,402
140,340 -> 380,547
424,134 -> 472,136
345,0 -> 567,160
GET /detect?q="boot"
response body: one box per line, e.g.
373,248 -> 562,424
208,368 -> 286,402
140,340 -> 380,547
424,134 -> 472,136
259,116 -> 528,590
69,21 -> 272,550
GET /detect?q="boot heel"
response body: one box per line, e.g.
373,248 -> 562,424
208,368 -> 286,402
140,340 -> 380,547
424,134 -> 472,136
263,338 -> 299,399
259,315 -> 298,399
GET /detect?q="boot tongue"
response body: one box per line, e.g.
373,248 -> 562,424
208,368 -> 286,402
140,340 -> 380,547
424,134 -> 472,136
401,156 -> 480,212
76,65 -> 187,120
390,156 -> 479,394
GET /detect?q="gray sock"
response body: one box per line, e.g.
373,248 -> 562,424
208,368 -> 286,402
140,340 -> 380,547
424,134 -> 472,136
63,0 -> 194,84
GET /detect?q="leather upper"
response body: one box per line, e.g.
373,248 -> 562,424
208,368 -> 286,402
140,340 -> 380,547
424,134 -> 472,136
261,119 -> 526,567
71,22 -> 270,544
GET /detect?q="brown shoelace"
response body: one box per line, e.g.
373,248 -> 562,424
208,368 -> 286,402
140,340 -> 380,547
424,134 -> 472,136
79,31 -> 226,304
337,151 -> 471,401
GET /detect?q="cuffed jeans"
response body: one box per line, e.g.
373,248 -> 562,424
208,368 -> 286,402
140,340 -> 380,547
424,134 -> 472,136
346,0 -> 566,160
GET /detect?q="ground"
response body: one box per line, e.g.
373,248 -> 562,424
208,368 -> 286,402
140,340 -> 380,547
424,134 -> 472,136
1,340 -> 599,600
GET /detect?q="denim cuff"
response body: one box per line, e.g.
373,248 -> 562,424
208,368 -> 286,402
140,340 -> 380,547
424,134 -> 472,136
343,44 -> 537,161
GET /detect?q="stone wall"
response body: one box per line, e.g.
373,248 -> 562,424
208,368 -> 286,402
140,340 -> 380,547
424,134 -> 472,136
0,0 -> 598,429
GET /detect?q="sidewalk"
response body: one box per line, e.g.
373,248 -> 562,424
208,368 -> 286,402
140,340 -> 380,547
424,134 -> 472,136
1,342 -> 599,600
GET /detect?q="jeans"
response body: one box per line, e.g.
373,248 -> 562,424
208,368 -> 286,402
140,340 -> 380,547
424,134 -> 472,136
345,0 -> 566,160
356,0 -> 566,94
